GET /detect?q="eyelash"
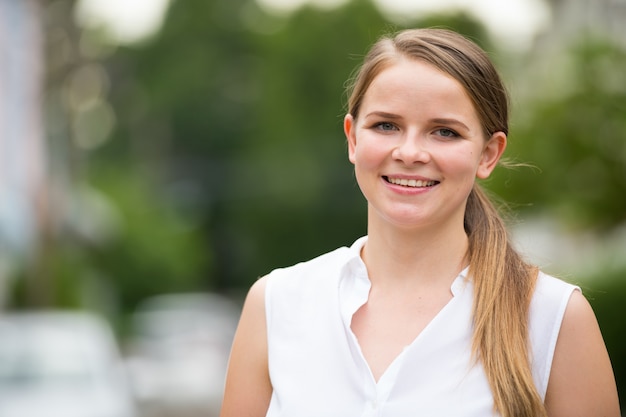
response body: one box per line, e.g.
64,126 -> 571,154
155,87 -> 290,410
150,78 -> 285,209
371,123 -> 460,139
435,128 -> 460,138
372,122 -> 398,132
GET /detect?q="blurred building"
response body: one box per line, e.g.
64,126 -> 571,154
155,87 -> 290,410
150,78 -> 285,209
545,0 -> 626,48
0,0 -> 48,306
510,0 -> 626,102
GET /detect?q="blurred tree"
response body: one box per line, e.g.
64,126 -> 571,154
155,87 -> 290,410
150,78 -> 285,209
5,0 -> 214,314
490,38 -> 626,230
86,167 -> 212,309
99,0 -> 264,292
99,0 -> 493,290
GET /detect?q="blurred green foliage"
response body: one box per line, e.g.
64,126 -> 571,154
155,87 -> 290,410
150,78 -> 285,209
491,38 -> 626,230
9,166 -> 210,313
87,167 -> 212,307
98,0 -> 491,292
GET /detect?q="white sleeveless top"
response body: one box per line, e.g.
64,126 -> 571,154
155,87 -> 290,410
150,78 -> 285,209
264,237 -> 578,417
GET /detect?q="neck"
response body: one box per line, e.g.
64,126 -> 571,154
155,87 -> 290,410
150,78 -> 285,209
362,213 -> 469,288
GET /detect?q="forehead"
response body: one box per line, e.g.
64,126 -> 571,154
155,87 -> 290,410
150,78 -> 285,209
361,59 -> 477,119
369,58 -> 465,98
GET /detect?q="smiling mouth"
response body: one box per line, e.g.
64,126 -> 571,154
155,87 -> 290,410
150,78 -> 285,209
384,176 -> 439,188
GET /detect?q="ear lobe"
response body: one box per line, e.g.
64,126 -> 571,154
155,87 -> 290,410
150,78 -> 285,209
344,114 -> 357,164
476,131 -> 507,179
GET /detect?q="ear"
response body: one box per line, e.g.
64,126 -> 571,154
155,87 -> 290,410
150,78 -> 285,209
344,114 -> 357,165
476,131 -> 507,179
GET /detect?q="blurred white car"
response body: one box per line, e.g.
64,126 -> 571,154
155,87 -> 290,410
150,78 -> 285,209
0,310 -> 137,417
124,293 -> 240,417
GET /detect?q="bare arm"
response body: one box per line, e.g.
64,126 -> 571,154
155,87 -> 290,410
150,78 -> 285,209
545,290 -> 620,417
220,276 -> 272,417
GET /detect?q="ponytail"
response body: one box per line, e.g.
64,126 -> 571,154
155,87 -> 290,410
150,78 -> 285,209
465,185 -> 547,417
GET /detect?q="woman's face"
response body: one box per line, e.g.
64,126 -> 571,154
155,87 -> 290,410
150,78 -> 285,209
344,58 -> 506,231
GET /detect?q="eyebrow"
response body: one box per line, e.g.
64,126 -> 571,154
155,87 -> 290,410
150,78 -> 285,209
431,118 -> 471,132
364,112 -> 471,132
364,111 -> 403,120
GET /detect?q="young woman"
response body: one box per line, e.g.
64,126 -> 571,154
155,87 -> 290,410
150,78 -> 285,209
220,28 -> 620,417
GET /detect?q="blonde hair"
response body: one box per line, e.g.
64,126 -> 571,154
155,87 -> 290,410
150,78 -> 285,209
346,28 -> 545,417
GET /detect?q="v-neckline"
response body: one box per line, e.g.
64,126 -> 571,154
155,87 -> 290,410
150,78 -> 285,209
369,278 -> 463,385
339,257 -> 468,384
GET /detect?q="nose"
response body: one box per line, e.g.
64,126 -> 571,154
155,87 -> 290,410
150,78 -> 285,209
391,134 -> 431,165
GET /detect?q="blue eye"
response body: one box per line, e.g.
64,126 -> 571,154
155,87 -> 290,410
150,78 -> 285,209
436,128 -> 459,138
374,122 -> 397,131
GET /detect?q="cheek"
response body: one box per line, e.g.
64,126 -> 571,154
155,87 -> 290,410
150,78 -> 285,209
437,148 -> 481,178
353,137 -> 386,168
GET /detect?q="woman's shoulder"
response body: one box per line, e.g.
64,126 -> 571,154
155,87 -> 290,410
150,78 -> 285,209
266,244 -> 354,284
544,280 -> 620,415
533,270 -> 580,305
529,271 -> 580,337
527,270 -> 583,397
261,244 -> 356,313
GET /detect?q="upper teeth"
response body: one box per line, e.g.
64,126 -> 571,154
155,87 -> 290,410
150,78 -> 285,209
388,178 -> 436,187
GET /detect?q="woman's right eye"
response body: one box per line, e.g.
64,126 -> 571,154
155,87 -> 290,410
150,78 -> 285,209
373,122 -> 397,132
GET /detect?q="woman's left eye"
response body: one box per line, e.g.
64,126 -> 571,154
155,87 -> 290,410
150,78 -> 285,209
435,128 -> 459,138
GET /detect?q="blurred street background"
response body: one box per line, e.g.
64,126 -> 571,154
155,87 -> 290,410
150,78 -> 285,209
0,0 -> 624,416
